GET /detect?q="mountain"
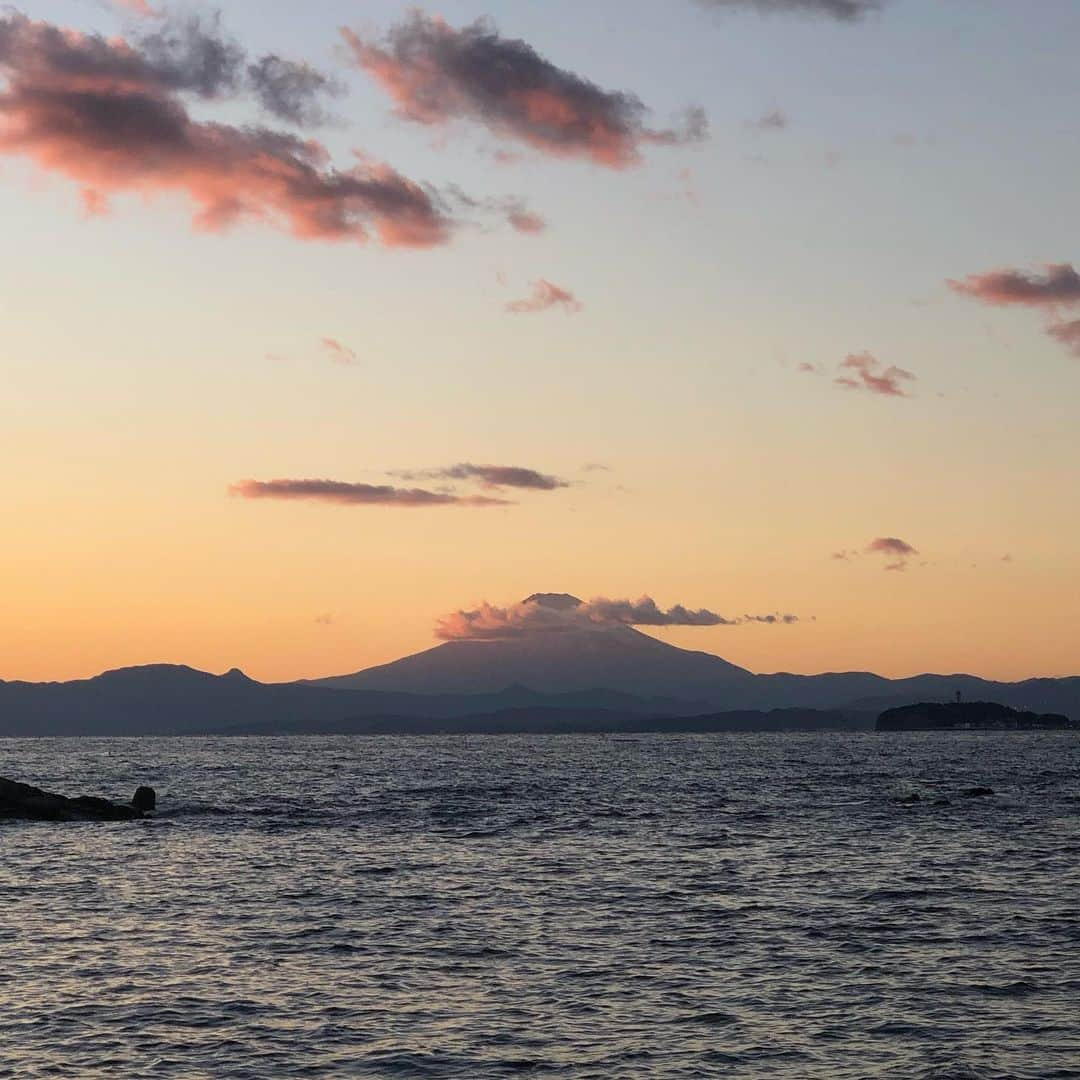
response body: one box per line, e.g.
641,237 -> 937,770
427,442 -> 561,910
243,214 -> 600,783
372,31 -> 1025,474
3,595 -> 1078,735
309,590 -> 1080,719
312,613 -> 753,699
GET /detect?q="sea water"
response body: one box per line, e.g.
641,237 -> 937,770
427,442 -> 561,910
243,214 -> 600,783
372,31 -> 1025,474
1,733 -> 1078,1078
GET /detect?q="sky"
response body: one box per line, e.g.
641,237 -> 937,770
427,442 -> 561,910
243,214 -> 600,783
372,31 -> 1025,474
2,0 -> 1079,684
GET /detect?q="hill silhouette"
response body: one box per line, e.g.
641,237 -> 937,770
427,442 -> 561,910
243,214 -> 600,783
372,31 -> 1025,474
2,595 -> 1078,735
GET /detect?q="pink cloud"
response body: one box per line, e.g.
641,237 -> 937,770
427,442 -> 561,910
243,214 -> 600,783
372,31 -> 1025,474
114,0 -> 158,16
507,209 -> 546,234
434,594 -> 797,641
1047,319 -> 1080,358
948,263 -> 1080,359
506,279 -> 582,314
342,13 -> 706,169
835,352 -> 916,397
947,263 -> 1080,308
229,479 -> 510,508
868,537 -> 919,558
835,538 -> 919,570
0,13 -> 452,247
866,536 -> 919,572
321,338 -> 358,364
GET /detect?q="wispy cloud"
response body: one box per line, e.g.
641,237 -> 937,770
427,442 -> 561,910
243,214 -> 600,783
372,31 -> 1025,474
229,479 -> 511,508
434,594 -> 798,641
248,54 -> 344,127
749,109 -> 788,131
342,13 -> 707,168
835,352 -> 916,397
506,280 -> 582,314
835,538 -> 920,570
443,185 -> 547,235
321,338 -> 358,364
507,209 -> 546,234
393,464 -> 569,491
799,352 -> 916,396
113,0 -> 158,17
694,0 -> 882,20
1047,319 -> 1080,358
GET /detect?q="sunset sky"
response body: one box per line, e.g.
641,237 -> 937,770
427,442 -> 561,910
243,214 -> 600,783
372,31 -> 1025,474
3,0 -> 1079,684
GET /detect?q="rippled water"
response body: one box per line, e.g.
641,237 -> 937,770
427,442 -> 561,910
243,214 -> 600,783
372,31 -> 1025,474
1,733 -> 1078,1078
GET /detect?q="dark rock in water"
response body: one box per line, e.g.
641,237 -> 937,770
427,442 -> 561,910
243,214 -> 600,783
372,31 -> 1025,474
0,777 -> 146,822
962,786 -> 995,798
895,793 -> 922,805
132,786 -> 157,812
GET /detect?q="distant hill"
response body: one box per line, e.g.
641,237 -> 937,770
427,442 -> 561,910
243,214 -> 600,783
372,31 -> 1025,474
0,665 -> 708,738
2,640 -> 1078,737
877,700 -> 1077,732
311,623 -> 753,698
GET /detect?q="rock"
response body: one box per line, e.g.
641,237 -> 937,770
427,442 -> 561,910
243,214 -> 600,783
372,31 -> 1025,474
0,777 -> 146,822
895,793 -> 922,804
961,786 -> 995,798
131,786 -> 157,812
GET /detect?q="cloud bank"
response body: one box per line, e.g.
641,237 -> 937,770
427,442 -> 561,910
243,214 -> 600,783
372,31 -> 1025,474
229,479 -> 510,507
435,594 -> 798,641
343,13 -> 706,168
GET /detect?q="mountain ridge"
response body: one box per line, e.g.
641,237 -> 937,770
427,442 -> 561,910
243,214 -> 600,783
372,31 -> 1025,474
1,641 -> 1077,736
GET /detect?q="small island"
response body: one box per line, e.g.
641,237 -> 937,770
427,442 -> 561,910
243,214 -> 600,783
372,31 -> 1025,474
1,778 -> 155,822
877,700 -> 1076,732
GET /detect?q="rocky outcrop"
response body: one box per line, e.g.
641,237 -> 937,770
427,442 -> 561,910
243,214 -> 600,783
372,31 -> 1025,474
0,777 -> 153,822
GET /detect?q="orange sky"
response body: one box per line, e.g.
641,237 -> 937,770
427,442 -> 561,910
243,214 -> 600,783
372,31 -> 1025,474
3,0 -> 1079,684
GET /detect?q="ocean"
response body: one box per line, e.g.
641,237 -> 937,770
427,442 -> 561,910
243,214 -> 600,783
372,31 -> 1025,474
1,733 -> 1078,1078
